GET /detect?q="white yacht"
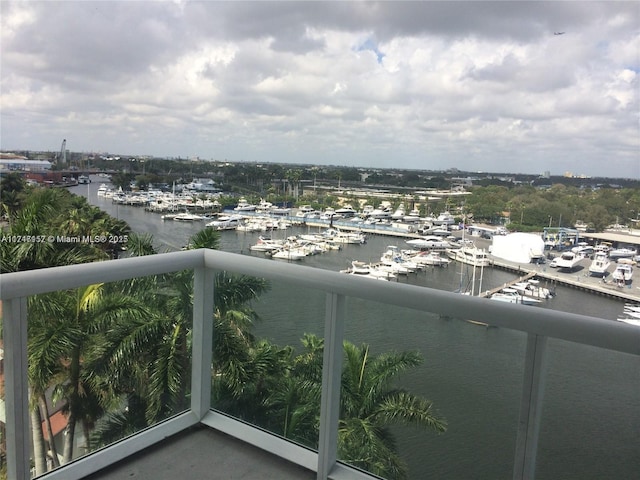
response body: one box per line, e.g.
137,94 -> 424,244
172,212 -> 204,222
409,250 -> 451,267
233,197 -> 257,212
406,236 -> 450,250
446,246 -> 491,267
612,263 -> 633,284
206,214 -> 243,230
490,288 -> 540,305
609,247 -> 637,260
554,251 -> 582,271
433,211 -> 455,225
341,261 -> 396,281
588,252 -> 611,276
511,279 -> 553,300
335,205 -> 358,217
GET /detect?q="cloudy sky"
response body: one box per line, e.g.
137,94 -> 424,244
1,1 -> 638,178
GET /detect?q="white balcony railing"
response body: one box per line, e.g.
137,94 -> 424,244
2,249 -> 639,480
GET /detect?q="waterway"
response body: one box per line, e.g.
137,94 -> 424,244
70,180 -> 640,480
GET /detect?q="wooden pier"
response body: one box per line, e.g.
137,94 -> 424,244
489,259 -> 640,303
478,272 -> 537,298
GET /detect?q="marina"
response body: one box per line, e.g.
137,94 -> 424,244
70,178 -> 640,315
67,179 -> 640,480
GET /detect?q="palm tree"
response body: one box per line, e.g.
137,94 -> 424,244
0,172 -> 26,221
262,335 -> 446,479
28,284 -> 151,466
90,227 -> 270,429
338,342 -> 446,479
1,188 -> 104,272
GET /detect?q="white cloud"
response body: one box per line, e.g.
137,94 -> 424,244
0,1 -> 638,177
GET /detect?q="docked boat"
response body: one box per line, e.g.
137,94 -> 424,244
172,212 -> 204,222
446,246 -> 490,267
588,252 -> 611,277
409,250 -> 451,267
206,214 -> 243,230
233,197 -> 257,212
406,236 -> 450,250
380,246 -> 419,274
617,317 -> 640,327
322,228 -> 366,244
612,263 -> 633,284
341,261 -> 396,280
271,246 -> 307,261
249,237 -> 284,252
609,247 -> 637,260
490,288 -> 540,305
97,184 -> 110,196
511,279 -> 554,300
571,244 -> 594,259
433,211 -> 455,225
553,251 -> 582,271
335,205 -> 358,217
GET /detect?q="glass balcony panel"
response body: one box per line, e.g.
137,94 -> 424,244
1,313 -> 5,480
536,339 -> 640,480
340,298 -> 526,479
26,273 -> 194,477
214,279 -> 325,451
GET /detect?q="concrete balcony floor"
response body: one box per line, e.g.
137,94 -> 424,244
85,426 -> 316,480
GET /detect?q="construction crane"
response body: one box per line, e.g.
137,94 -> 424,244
57,139 -> 67,167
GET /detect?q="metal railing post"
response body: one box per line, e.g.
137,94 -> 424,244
317,293 -> 346,479
191,266 -> 215,419
4,297 -> 31,480
513,333 -> 549,480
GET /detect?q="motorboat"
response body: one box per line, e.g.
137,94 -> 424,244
172,212 -> 204,222
406,236 -> 450,250
490,288 -> 540,305
255,199 -> 274,212
379,246 -> 419,274
612,263 -> 633,284
233,197 -> 257,212
271,246 -> 307,261
206,214 -> 243,230
322,228 -> 366,244
271,245 -> 307,261
433,211 -> 455,225
511,279 -> 553,300
335,205 -> 358,217
365,205 -> 392,220
250,237 -> 284,252
553,251 -> 582,271
446,246 -> 490,267
571,243 -> 594,258
588,252 -> 611,276
609,247 -> 637,260
391,205 -> 406,220
409,250 -> 451,267
341,261 -> 396,280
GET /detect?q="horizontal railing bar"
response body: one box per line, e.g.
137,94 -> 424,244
2,248 -> 638,355
0,249 -> 205,299
203,250 -> 640,356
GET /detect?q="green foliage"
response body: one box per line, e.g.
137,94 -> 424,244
466,184 -> 639,230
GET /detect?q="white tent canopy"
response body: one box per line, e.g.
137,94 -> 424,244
491,233 -> 544,264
